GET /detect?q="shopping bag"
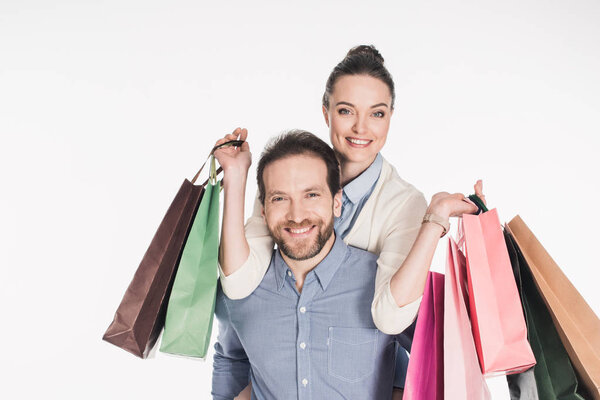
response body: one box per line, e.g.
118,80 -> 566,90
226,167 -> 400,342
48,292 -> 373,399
403,271 -> 444,400
508,216 -> 600,400
159,155 -> 221,358
444,237 -> 492,400
460,208 -> 535,375
504,230 -> 539,400
102,180 -> 204,358
504,229 -> 585,400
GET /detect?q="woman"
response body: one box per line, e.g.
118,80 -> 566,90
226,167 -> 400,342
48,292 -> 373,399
215,45 -> 483,399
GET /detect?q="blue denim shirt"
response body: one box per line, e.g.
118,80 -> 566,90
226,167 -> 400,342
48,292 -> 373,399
334,153 -> 383,239
212,234 -> 400,400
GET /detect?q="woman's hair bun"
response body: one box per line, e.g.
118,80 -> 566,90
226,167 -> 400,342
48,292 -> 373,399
345,45 -> 384,64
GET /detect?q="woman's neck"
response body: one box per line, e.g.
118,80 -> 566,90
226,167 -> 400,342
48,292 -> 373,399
339,157 -> 376,186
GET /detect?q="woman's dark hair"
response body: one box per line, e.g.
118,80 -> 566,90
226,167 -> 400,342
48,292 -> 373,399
257,130 -> 341,204
322,44 -> 395,110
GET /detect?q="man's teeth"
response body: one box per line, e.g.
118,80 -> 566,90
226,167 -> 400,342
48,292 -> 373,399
290,227 -> 311,234
347,138 -> 371,145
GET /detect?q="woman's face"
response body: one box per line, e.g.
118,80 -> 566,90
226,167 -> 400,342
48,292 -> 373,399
323,74 -> 393,168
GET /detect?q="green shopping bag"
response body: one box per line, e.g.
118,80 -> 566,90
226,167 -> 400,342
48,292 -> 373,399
504,229 -> 585,400
159,155 -> 220,358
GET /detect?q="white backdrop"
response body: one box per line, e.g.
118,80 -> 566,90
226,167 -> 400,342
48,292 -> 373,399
1,0 -> 599,398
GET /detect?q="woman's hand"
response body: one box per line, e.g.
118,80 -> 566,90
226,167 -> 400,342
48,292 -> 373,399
213,127 -> 251,174
427,180 -> 486,219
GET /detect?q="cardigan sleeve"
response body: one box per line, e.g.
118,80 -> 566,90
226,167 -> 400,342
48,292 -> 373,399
371,191 -> 428,335
218,193 -> 274,300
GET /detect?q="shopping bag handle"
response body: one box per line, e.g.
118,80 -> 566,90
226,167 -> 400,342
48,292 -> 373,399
455,194 -> 488,249
191,140 -> 245,185
467,194 -> 488,214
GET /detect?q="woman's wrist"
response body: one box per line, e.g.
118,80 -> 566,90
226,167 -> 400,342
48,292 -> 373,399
422,213 -> 450,237
425,204 -> 450,221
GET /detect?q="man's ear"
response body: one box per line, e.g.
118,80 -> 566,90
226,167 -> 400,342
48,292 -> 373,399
322,105 -> 330,127
261,205 -> 266,221
333,189 -> 342,218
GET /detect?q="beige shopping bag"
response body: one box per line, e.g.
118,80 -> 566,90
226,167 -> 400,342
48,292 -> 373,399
507,216 -> 600,400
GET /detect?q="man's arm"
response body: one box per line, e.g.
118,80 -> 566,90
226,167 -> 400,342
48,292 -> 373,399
212,293 -> 251,400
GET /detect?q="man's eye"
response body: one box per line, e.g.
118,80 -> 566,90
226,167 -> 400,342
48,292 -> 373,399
272,196 -> 284,202
372,111 -> 384,118
307,193 -> 319,198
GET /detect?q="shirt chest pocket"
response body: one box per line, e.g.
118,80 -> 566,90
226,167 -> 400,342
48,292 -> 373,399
327,327 -> 378,383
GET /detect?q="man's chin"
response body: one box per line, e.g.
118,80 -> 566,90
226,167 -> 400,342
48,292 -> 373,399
279,242 -> 321,261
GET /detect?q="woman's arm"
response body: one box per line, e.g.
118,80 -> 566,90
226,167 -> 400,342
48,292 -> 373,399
371,182 -> 483,334
390,185 -> 482,306
214,129 -> 275,300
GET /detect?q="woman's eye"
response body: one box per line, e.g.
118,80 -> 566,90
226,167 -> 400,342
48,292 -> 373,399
372,111 -> 385,118
338,108 -> 351,115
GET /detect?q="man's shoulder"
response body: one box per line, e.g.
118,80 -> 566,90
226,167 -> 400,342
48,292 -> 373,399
344,244 -> 378,268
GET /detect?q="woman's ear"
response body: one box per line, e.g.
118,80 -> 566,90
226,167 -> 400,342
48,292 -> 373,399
322,105 -> 330,127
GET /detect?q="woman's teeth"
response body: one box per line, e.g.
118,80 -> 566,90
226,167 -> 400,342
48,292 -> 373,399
347,138 -> 371,145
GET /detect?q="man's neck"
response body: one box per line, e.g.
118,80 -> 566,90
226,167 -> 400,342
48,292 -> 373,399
281,233 -> 336,293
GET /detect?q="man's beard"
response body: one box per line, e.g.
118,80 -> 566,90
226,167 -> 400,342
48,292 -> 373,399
269,218 -> 334,261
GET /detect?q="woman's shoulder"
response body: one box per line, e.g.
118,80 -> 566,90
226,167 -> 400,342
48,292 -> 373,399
377,156 -> 426,205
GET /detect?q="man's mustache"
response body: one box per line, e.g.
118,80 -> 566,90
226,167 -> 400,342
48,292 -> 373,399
277,220 -> 318,230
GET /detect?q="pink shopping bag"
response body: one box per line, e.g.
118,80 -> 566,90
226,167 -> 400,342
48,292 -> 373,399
461,209 -> 535,376
404,271 -> 444,400
445,237 -> 491,399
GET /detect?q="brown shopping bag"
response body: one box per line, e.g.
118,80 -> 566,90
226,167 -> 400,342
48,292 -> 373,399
102,140 -> 242,358
102,180 -> 204,358
507,216 -> 600,400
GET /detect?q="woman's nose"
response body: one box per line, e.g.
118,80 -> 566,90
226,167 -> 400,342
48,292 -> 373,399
353,115 -> 368,135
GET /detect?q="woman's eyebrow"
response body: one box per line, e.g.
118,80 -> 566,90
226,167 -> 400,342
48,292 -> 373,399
334,101 -> 389,108
370,103 -> 389,108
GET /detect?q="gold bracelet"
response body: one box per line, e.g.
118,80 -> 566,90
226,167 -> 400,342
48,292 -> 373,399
422,213 -> 450,237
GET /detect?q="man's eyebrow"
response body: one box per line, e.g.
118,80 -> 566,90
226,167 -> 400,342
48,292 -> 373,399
266,190 -> 287,197
303,186 -> 325,192
334,101 -> 389,108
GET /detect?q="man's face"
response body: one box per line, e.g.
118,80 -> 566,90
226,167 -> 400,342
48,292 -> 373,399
262,154 -> 342,261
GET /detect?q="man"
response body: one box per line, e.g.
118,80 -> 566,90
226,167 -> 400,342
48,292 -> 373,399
212,130 -> 403,399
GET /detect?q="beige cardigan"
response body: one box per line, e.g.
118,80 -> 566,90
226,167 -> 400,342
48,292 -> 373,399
219,157 -> 428,334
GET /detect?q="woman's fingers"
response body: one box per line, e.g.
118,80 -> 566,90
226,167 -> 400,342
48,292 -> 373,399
214,128 -> 248,149
474,179 -> 486,205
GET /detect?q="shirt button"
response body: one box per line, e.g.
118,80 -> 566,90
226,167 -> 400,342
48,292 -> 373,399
287,271 -> 292,277
299,306 -> 306,314
300,342 -> 306,349
302,378 -> 308,386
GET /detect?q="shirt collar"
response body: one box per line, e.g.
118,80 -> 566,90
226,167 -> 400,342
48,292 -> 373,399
343,153 -> 383,204
273,233 -> 348,292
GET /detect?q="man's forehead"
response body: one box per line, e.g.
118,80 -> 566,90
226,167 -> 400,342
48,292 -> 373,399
263,154 -> 329,193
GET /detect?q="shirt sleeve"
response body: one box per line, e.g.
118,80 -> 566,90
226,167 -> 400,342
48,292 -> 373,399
371,192 -> 428,335
212,294 -> 251,400
218,193 -> 275,300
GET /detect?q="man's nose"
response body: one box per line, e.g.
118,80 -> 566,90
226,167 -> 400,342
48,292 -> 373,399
286,200 -> 306,223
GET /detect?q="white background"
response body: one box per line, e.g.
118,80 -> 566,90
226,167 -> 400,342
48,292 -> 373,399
1,0 -> 599,398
